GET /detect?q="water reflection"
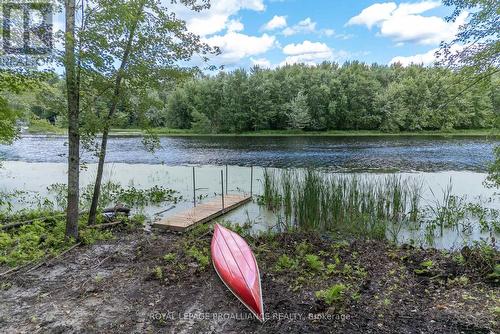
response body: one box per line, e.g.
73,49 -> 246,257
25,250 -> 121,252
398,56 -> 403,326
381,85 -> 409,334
0,135 -> 497,171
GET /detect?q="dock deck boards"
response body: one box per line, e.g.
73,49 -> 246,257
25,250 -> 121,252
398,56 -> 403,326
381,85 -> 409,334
153,194 -> 252,232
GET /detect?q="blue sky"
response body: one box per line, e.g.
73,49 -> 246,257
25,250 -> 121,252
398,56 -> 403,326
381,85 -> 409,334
177,0 -> 467,69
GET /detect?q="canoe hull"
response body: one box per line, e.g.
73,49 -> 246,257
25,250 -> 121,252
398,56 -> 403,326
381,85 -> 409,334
211,224 -> 264,322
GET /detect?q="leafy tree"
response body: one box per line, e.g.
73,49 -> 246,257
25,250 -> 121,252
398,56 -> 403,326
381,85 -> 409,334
164,62 -> 494,134
0,97 -> 17,144
440,0 -> 499,187
0,70 -> 44,143
440,0 -> 499,72
286,91 -> 311,130
81,0 -> 216,225
191,110 -> 211,133
167,87 -> 192,128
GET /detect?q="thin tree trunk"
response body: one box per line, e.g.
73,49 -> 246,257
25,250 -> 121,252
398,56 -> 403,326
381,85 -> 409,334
65,0 -> 80,239
87,127 -> 109,224
87,7 -> 142,225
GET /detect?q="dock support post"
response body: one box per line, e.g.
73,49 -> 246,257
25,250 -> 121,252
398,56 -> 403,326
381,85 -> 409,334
192,167 -> 196,207
225,164 -> 228,194
221,170 -> 225,211
250,166 -> 253,197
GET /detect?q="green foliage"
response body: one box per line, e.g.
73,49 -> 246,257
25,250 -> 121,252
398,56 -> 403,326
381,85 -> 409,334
304,254 -> 324,271
440,0 -> 499,72
47,182 -> 180,210
286,91 -> 311,130
28,117 -> 64,134
315,283 -> 348,305
165,63 -> 496,133
153,266 -> 163,280
295,241 -> 312,256
0,219 -> 70,266
79,228 -> 113,245
414,260 -> 434,275
163,253 -> 176,262
0,210 -> 116,267
0,96 -> 18,144
275,254 -> 298,271
191,110 -> 212,133
186,246 -> 209,269
486,145 -> 500,188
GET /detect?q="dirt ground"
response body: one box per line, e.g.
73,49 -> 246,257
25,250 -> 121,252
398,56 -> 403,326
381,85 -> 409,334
0,226 -> 498,334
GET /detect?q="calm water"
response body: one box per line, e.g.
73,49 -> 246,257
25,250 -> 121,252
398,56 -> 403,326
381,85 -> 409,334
1,135 -> 499,249
0,135 -> 497,171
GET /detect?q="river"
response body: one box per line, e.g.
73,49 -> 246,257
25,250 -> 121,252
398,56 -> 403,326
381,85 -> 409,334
1,135 -> 499,249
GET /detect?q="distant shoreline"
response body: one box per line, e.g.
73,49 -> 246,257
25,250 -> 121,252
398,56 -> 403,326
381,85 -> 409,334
24,128 -> 500,138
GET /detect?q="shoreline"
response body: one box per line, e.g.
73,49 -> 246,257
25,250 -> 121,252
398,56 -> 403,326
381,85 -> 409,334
24,128 -> 500,138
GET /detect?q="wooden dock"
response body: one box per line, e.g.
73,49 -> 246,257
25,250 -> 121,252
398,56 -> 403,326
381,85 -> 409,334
153,194 -> 252,232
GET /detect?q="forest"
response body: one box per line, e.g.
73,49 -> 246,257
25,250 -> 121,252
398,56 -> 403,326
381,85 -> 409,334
6,62 -> 499,135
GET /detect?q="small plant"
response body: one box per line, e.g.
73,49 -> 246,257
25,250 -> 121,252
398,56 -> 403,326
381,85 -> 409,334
163,253 -> 176,262
414,259 -> 434,275
447,275 -> 469,286
304,254 -> 324,271
187,246 -> 209,269
295,241 -> 312,256
275,254 -> 297,271
315,283 -> 347,305
487,264 -> 500,282
326,263 -> 338,275
342,264 -> 353,275
492,306 -> 500,317
94,274 -> 104,283
153,266 -> 163,280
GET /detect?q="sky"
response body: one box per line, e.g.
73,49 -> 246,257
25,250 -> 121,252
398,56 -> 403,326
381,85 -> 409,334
8,0 -> 466,71
173,0 -> 467,70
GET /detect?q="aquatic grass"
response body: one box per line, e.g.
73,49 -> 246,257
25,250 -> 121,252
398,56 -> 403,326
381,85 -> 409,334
261,169 -> 425,240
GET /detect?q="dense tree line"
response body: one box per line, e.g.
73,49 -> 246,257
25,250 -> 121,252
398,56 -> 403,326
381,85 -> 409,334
5,62 -> 498,134
166,62 -> 498,133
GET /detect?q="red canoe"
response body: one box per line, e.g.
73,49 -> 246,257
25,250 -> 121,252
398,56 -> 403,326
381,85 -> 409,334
211,223 -> 264,322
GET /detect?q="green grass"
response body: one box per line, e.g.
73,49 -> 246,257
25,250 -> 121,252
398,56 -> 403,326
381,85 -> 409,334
27,126 -> 499,138
110,128 -> 499,137
27,118 -> 66,134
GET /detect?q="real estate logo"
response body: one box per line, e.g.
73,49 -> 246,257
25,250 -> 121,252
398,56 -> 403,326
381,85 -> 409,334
0,0 -> 53,68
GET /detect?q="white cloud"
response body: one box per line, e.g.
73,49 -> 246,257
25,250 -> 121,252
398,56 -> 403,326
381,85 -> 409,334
282,17 -> 317,36
262,15 -> 287,31
227,19 -> 244,32
393,1 -> 440,15
283,41 -> 331,55
347,1 -> 467,45
347,2 -> 397,29
390,45 -> 464,66
322,29 -> 335,37
203,32 -> 276,65
175,0 -> 265,36
280,40 -> 350,66
390,48 -> 439,66
250,57 -> 272,68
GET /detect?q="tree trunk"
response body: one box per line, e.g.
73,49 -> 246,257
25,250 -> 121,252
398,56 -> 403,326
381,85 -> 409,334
87,127 -> 109,224
65,0 -> 80,239
87,9 -> 141,225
